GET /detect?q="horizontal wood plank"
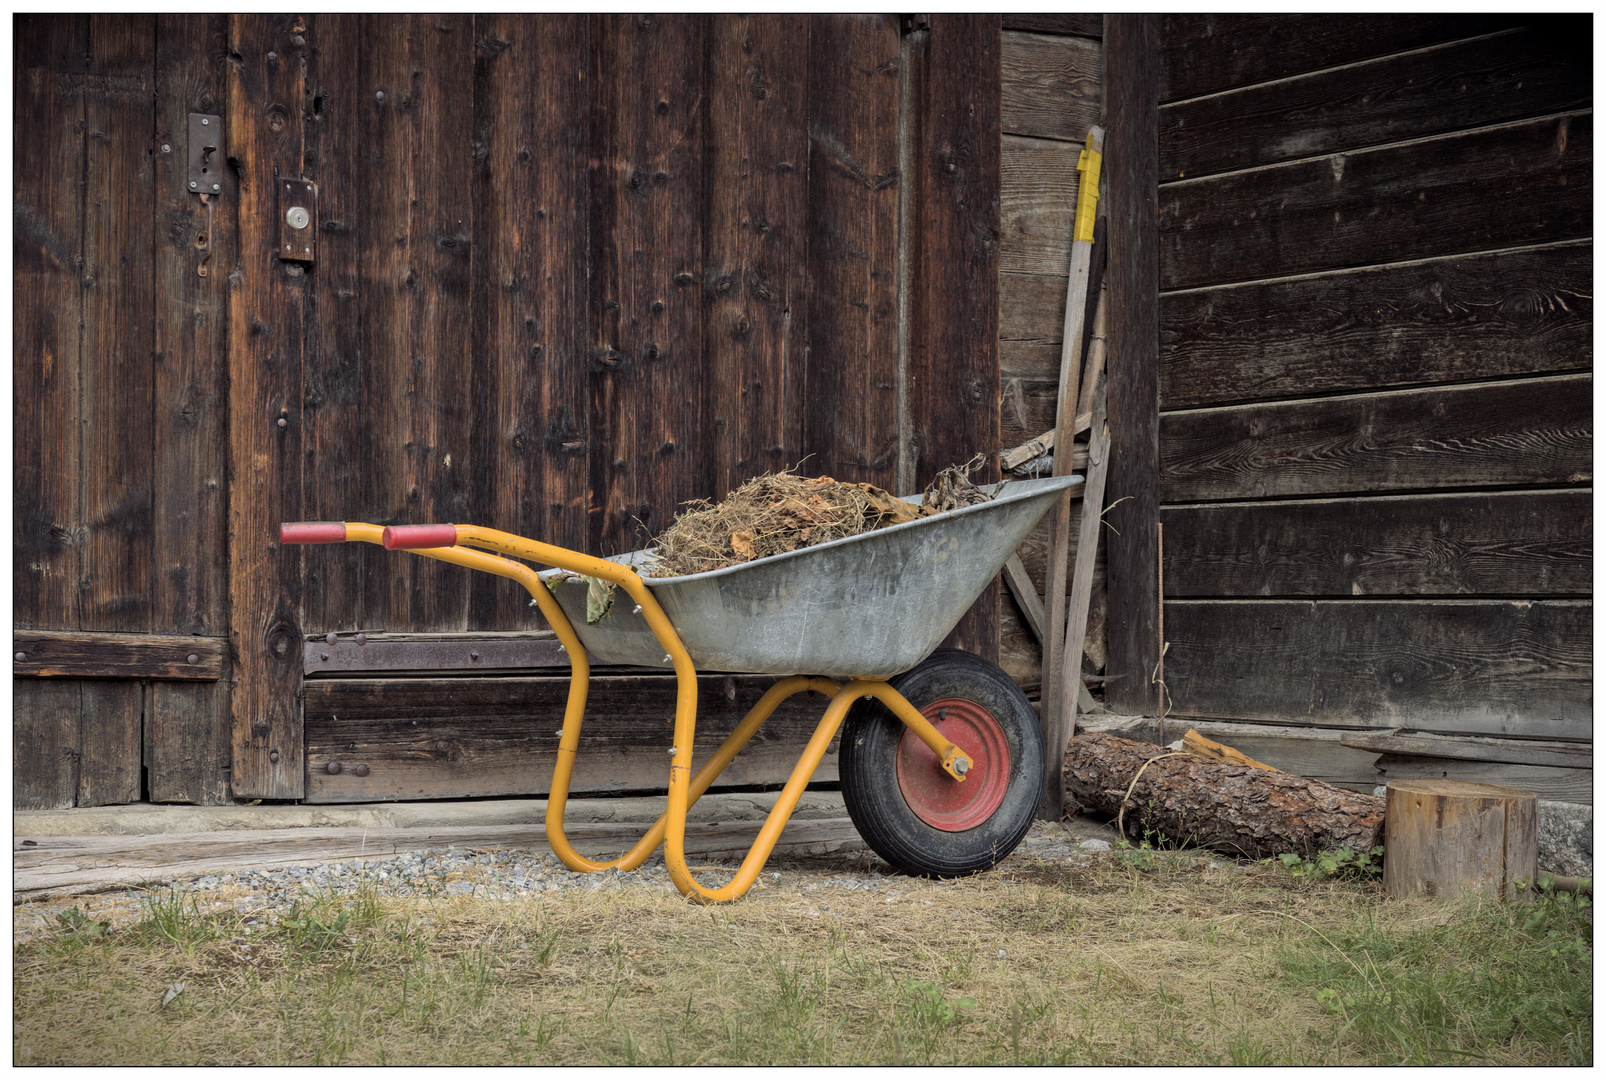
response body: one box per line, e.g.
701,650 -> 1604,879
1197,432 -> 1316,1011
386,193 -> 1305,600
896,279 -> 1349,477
1001,135 -> 1082,277
1340,730 -> 1591,768
1161,374 -> 1593,502
1160,112 -> 1592,291
1374,755 -> 1592,805
1001,30 -> 1102,141
303,631 -> 572,675
304,674 -> 840,802
1163,599 -> 1592,739
1159,13 -> 1525,103
12,630 -> 225,680
1164,490 -> 1592,598
1161,242 -> 1592,409
1001,271 -> 1068,380
13,819 -> 868,901
1003,14 -> 1102,39
1162,26 -> 1593,180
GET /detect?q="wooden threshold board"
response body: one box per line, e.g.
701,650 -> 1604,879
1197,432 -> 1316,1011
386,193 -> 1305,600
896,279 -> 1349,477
14,819 -> 867,902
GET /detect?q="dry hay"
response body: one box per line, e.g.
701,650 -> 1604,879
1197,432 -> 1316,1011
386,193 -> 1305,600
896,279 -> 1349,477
649,456 -> 995,577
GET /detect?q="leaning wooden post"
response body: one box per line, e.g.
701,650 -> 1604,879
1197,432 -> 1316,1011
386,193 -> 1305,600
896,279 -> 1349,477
1383,780 -> 1538,900
1039,126 -> 1104,820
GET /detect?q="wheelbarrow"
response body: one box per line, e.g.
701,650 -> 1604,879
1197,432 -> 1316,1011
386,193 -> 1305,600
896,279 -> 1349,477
280,472 -> 1081,903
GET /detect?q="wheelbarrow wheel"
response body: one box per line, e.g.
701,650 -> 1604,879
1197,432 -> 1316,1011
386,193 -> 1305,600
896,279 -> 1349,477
839,649 -> 1044,877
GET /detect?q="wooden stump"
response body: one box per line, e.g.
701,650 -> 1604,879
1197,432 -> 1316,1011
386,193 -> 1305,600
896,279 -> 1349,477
1382,779 -> 1538,900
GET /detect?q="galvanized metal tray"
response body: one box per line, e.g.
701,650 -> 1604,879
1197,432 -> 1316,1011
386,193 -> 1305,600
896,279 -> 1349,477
542,474 -> 1082,679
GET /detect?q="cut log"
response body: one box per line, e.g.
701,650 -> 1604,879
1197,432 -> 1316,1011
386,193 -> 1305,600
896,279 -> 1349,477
1064,732 -> 1385,859
1382,779 -> 1538,901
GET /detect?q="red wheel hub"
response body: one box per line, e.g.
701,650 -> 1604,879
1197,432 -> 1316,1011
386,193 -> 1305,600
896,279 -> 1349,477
895,697 -> 1011,832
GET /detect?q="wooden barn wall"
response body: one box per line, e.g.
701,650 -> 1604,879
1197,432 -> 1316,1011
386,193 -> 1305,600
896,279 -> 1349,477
14,15 -> 234,809
1155,16 -> 1592,763
13,14 -> 1004,807
995,16 -> 1106,691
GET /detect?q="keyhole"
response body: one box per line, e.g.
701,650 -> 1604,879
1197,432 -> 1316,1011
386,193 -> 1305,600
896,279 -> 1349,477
194,232 -> 208,249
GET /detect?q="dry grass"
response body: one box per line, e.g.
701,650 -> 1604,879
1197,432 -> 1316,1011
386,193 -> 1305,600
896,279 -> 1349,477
12,853 -> 1591,1067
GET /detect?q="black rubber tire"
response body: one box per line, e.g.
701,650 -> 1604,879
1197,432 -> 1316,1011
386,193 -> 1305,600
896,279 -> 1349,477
838,648 -> 1044,877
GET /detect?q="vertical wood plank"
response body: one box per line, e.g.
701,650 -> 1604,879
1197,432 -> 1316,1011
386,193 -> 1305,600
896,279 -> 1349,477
150,13 -> 234,803
13,681 -> 81,810
802,14 -> 902,489
905,13 -> 1003,660
470,15 -> 591,628
14,17 -> 89,809
1103,14 -> 1161,715
707,13 -> 811,497
359,15 -> 426,622
300,14 -> 371,637
80,14 -> 156,638
589,15 -> 708,555
14,16 -> 88,634
76,680 -> 143,806
227,14 -> 309,798
403,14 -> 476,629
149,680 -> 232,804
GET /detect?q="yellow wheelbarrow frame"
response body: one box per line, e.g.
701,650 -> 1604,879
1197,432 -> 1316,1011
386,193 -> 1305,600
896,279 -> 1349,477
281,520 -> 974,904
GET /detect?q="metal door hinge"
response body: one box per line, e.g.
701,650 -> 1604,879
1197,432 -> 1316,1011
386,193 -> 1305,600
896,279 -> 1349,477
276,178 -> 317,263
187,113 -> 222,195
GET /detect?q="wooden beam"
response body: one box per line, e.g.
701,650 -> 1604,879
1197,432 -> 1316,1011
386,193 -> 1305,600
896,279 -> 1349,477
1052,331 -> 1111,814
1042,133 -> 1104,747
1161,373 -> 1594,502
13,630 -> 225,680
1160,112 -> 1592,292
1163,599 -> 1592,740
1002,554 -> 1047,644
14,819 -> 869,901
906,13 -> 1003,661
227,14 -> 310,798
303,673 -> 841,802
1340,730 -> 1591,769
1159,241 -> 1592,411
1163,489 -> 1593,598
1161,26 -> 1592,180
1158,14 -> 1524,103
1102,14 -> 1161,716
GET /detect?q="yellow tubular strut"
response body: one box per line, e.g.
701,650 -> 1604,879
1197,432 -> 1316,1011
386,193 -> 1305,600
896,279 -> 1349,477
333,521 -> 972,903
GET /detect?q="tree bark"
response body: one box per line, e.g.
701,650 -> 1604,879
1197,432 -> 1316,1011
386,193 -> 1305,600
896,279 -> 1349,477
1065,732 -> 1385,859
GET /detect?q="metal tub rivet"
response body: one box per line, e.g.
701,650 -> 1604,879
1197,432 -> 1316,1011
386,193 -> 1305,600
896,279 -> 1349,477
187,653 -> 199,664
326,761 -> 342,775
326,632 -> 338,645
269,750 -> 281,763
14,652 -> 25,662
353,764 -> 369,777
354,633 -> 366,645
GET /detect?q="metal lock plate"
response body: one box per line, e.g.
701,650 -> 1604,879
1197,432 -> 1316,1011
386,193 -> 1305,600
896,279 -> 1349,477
187,113 -> 222,194
276,178 -> 318,263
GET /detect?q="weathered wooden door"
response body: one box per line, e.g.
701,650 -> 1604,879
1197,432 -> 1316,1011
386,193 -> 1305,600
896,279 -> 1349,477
232,13 -> 1001,802
14,14 -> 1002,806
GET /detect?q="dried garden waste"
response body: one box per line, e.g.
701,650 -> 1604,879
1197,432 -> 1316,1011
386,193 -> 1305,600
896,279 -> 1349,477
544,457 -> 997,623
648,455 -> 996,578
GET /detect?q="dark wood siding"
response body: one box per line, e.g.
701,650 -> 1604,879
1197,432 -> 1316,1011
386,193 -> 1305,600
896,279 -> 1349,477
1157,15 -> 1592,751
14,14 -> 1004,806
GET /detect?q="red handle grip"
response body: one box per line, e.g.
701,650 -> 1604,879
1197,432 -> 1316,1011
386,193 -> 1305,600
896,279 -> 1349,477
281,522 -> 348,545
382,524 -> 460,550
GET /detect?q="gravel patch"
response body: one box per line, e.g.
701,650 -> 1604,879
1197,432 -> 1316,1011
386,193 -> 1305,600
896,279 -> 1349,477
13,818 -> 1230,945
